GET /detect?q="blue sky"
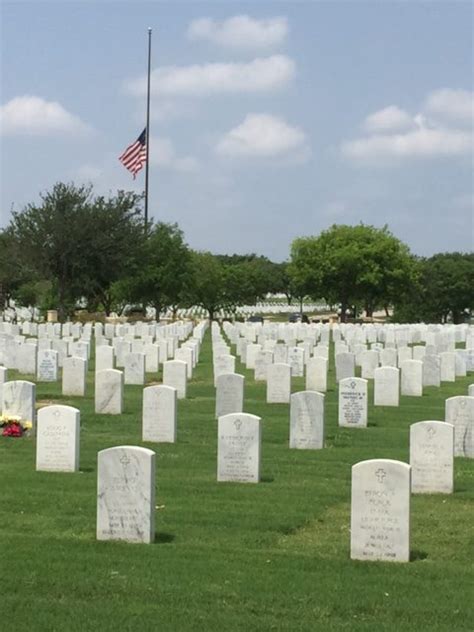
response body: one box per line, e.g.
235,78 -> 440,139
1,1 -> 473,261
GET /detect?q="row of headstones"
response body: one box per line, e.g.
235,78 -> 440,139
231,335 -> 471,385
211,323 -> 474,455
2,316 -> 473,348
94,412 -> 463,548
0,319 -> 194,339
0,320 -> 197,372
215,353 -> 464,410
0,336 -> 193,384
223,320 -> 473,346
214,369 -> 474,454
215,324 -> 471,407
0,322 -> 207,403
0,357 -> 189,415
222,320 -> 474,375
32,385 -> 178,472
0,322 -> 208,418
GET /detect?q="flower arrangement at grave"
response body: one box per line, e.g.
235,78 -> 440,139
0,414 -> 32,437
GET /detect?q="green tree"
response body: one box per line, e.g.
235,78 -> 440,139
9,183 -> 94,320
116,222 -> 191,319
394,252 -> 474,323
184,252 -> 227,320
290,224 -> 415,322
0,228 -> 34,309
8,183 -> 144,320
424,252 -> 474,323
80,191 -> 144,315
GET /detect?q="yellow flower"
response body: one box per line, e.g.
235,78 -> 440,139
23,421 -> 32,430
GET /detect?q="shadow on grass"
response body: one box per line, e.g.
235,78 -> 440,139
155,532 -> 175,544
410,549 -> 428,562
80,467 -> 94,473
261,476 -> 274,483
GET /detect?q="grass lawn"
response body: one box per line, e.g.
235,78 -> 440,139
1,330 -> 473,631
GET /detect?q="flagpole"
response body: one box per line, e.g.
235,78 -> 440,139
144,27 -> 152,234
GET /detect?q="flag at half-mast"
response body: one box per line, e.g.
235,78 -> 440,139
119,128 -> 147,178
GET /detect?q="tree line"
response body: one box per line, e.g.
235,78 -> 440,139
0,182 -> 472,323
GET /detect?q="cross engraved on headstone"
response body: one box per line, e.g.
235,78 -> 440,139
234,419 -> 242,431
120,454 -> 131,466
427,426 -> 436,439
350,381 -> 356,389
375,468 -> 386,483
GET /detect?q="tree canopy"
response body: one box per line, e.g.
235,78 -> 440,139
1,182 -> 470,324
290,224 -> 417,321
393,252 -> 474,323
114,221 -> 191,319
7,182 -> 143,320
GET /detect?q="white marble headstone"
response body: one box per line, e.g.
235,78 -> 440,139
380,348 -> 397,368
289,390 -> 324,449
217,413 -> 261,483
142,385 -> 177,443
306,357 -> 327,393
351,459 -> 410,563
266,363 -> 291,404
36,405 -> 80,472
37,349 -> 58,382
400,360 -> 423,397
360,350 -> 379,379
409,421 -> 453,493
338,378 -> 368,428
0,366 -> 8,414
124,352 -> 145,385
213,354 -> 236,385
97,446 -> 155,543
144,343 -> 160,374
440,352 -> 456,382
17,344 -> 37,374
215,373 -> 244,419
2,380 -> 36,428
335,352 -> 355,382
163,360 -> 187,399
95,369 -> 124,414
445,396 -> 474,458
374,367 -> 399,406
422,354 -> 440,388
96,345 -> 114,373
62,357 -> 87,396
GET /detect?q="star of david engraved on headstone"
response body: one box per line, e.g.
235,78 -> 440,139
350,381 -> 356,389
375,468 -> 386,483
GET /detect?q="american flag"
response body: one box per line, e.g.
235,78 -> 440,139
119,128 -> 147,178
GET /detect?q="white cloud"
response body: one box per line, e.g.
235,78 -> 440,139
425,88 -> 473,123
187,15 -> 288,50
149,137 -> 198,172
216,113 -> 309,159
0,95 -> 91,136
126,55 -> 295,98
342,126 -> 472,162
342,89 -> 473,164
364,106 -> 415,133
